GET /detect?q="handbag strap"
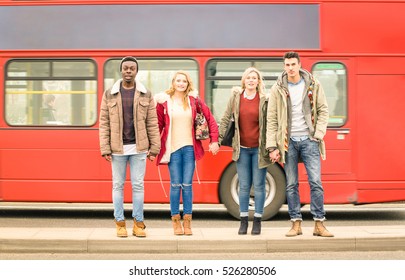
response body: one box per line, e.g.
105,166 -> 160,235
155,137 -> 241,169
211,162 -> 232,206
195,97 -> 203,114
230,92 -> 237,117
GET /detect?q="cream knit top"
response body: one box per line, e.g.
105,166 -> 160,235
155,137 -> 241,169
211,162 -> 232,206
171,101 -> 193,153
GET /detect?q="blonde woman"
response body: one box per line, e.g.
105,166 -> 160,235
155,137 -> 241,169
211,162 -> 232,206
219,67 -> 271,235
155,71 -> 219,235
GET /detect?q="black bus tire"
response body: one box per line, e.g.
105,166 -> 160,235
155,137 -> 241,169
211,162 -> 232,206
219,162 -> 286,221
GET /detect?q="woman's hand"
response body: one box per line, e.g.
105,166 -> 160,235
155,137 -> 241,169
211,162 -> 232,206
209,142 -> 220,155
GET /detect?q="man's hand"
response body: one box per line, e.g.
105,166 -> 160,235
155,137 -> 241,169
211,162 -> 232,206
147,152 -> 156,162
269,149 -> 280,163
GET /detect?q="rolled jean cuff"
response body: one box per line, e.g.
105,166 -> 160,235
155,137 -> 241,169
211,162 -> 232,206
313,217 -> 326,222
290,218 -> 303,222
240,212 -> 249,217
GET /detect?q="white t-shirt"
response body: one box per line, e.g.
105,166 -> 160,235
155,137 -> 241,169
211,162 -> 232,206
288,78 -> 309,137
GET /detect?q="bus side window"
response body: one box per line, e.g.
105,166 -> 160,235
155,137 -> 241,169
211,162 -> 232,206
312,63 -> 347,127
103,58 -> 198,98
205,59 -> 283,122
5,59 -> 97,126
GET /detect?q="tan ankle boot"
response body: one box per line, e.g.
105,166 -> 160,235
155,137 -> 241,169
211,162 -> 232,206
171,214 -> 184,235
183,214 -> 193,235
313,221 -> 334,237
285,220 -> 302,237
132,220 -> 146,237
115,220 -> 128,238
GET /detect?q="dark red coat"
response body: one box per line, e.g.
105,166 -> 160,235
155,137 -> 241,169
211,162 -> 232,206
154,92 -> 219,165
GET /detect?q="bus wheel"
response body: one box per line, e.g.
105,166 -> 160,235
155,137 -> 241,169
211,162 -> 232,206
219,162 -> 286,221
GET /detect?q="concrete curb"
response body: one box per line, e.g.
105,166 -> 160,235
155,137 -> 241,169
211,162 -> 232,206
1,226 -> 405,254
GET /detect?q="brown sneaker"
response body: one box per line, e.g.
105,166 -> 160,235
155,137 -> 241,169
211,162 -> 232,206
285,220 -> 303,237
114,220 -> 128,238
132,220 -> 146,237
313,221 -> 334,237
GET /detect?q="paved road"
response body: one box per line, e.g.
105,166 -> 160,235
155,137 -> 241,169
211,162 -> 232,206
1,203 -> 405,228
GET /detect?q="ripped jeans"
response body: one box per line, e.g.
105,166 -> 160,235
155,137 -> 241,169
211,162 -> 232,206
168,145 -> 195,216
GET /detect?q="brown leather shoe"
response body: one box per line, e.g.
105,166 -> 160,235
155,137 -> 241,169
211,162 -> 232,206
182,214 -> 193,235
285,220 -> 303,237
313,221 -> 334,237
114,220 -> 128,238
132,220 -> 146,237
171,214 -> 184,235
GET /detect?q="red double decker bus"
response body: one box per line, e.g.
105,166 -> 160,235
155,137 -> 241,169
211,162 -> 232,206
1,0 -> 404,220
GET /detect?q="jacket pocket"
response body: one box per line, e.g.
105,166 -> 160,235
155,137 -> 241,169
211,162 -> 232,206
138,101 -> 149,119
108,101 -> 118,115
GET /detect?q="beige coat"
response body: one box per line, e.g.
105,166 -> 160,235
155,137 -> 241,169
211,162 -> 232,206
99,79 -> 160,156
218,86 -> 271,169
266,69 -> 329,163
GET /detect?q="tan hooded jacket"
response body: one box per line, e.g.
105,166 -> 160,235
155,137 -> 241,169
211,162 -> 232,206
266,69 -> 329,163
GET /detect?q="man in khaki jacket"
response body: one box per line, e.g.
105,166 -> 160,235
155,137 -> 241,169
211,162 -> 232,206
266,51 -> 333,238
99,56 -> 160,238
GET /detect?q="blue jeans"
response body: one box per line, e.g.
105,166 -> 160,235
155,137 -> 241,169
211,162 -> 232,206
168,145 -> 195,216
236,147 -> 267,217
284,137 -> 325,221
111,153 -> 147,222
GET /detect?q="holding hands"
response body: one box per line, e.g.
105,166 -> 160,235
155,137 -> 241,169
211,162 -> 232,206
209,142 -> 220,155
147,151 -> 156,162
269,149 -> 281,163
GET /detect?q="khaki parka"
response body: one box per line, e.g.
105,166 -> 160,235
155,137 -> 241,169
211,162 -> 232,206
99,79 -> 160,157
266,69 -> 329,163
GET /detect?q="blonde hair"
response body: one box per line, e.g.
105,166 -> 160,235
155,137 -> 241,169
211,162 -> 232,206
165,70 -> 195,110
241,67 -> 265,96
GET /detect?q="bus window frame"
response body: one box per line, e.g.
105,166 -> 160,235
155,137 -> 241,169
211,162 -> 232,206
103,57 -> 200,95
4,58 -> 98,127
205,57 -> 284,120
311,61 -> 348,128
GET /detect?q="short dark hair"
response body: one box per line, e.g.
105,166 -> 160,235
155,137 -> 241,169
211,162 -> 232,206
283,51 -> 300,63
119,56 -> 139,71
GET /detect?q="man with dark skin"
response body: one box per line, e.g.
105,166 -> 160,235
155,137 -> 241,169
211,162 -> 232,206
99,57 -> 160,238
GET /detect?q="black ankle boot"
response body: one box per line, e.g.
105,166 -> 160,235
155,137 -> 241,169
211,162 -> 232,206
251,216 -> 261,235
238,216 -> 248,235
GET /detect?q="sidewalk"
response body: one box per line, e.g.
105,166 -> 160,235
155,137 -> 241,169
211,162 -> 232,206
1,202 -> 405,254
1,225 -> 405,254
